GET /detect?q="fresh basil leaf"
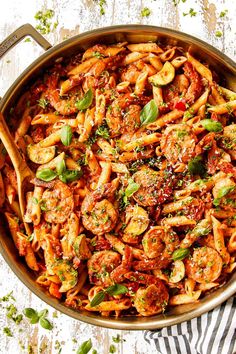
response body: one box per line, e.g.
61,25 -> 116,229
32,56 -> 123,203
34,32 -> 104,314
140,99 -> 158,126
56,159 -> 66,175
90,291 -> 105,307
106,284 -> 128,296
23,308 -> 38,319
213,185 -> 235,206
61,125 -> 73,146
36,168 -> 57,181
125,179 -> 140,197
201,119 -> 223,132
188,156 -> 206,176
77,339 -> 93,354
60,169 -> 83,183
38,309 -> 48,319
172,248 -> 190,261
75,89 -> 93,110
30,313 -> 39,324
39,317 -> 53,330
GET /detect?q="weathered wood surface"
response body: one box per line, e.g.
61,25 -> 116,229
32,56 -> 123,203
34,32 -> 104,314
0,0 -> 235,353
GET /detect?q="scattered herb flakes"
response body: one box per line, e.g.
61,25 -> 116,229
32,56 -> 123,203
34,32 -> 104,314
183,8 -> 197,17
34,9 -> 58,35
6,60 -> 11,64
0,291 -> 15,302
24,37 -> 31,42
53,311 -> 58,318
109,344 -> 116,353
172,0 -> 186,5
141,7 -> 151,17
38,98 -> 49,109
6,304 -> 23,324
3,327 -> 13,337
28,344 -> 34,354
215,30 -> 223,38
220,9 -> 228,18
112,335 -> 122,343
94,0 -> 107,15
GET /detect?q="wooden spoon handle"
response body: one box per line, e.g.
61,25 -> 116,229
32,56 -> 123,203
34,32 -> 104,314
0,112 -> 23,171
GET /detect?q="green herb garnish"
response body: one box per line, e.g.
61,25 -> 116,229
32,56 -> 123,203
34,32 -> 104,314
141,7 -> 151,17
215,30 -> 223,38
183,8 -> 197,17
38,98 -> 49,109
3,327 -> 13,337
36,168 -> 57,182
75,89 -> 93,110
140,99 -> 158,126
35,9 -> 58,35
61,125 -> 73,146
77,339 -> 93,354
90,284 -> 128,307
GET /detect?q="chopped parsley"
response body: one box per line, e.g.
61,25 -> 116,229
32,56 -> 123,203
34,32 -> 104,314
215,30 -> 223,38
172,0 -> 186,5
141,7 -> 151,17
183,8 -> 197,17
3,327 -> 13,337
220,10 -> 228,18
35,9 -> 58,35
38,98 -> 49,109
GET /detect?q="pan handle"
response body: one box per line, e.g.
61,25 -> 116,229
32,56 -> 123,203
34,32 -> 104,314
0,23 -> 52,59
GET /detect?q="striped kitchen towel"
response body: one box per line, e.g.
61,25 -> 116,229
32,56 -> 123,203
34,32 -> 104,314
144,296 -> 236,354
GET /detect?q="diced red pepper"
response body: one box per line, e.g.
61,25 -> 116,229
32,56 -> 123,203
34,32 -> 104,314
174,101 -> 187,111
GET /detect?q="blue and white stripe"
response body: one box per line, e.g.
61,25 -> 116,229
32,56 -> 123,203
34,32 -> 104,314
144,296 -> 236,354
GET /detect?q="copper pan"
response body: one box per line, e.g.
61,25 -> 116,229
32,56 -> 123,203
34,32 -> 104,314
0,24 -> 235,329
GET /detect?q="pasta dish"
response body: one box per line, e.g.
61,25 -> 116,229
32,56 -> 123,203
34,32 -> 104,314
1,41 -> 236,317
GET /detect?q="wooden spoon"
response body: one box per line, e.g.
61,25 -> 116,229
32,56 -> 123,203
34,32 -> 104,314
0,112 -> 34,235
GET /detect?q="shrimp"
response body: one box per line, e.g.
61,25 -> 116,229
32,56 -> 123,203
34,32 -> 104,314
142,226 -> 179,259
183,62 -> 203,104
120,65 -> 141,84
41,181 -> 74,224
45,73 -> 83,115
185,247 -> 223,283
133,282 -> 169,316
87,250 -> 121,286
132,167 -> 172,206
81,183 -> 118,235
110,245 -> 133,282
106,93 -> 148,137
160,124 -> 197,165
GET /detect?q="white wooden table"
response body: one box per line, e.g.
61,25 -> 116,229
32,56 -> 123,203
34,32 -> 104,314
0,0 -> 235,353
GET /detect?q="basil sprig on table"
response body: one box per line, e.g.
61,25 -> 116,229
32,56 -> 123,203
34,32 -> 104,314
75,88 -> 93,110
140,99 -> 159,126
213,185 -> 236,206
61,125 -> 73,146
172,248 -> 190,261
23,307 -> 53,330
201,119 -> 223,132
36,159 -> 82,183
77,339 -> 97,354
90,284 -> 128,307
